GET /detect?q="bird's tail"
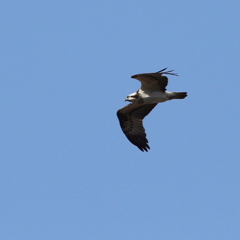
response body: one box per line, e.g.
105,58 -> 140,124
172,92 -> 187,99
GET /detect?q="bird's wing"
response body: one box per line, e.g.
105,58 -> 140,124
131,68 -> 178,91
117,103 -> 158,152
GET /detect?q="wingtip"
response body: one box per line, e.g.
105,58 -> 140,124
157,68 -> 178,76
137,143 -> 150,152
140,147 -> 150,152
157,67 -> 168,73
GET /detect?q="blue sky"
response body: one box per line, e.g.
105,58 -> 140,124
1,0 -> 240,239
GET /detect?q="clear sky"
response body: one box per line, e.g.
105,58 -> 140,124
1,1 -> 240,239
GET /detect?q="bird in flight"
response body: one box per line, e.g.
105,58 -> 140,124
117,68 -> 187,152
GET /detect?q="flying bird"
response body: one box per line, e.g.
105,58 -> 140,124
117,68 -> 187,152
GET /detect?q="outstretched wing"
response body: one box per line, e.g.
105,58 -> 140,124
131,68 -> 178,92
117,103 -> 158,152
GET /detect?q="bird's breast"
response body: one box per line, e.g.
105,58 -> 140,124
141,91 -> 169,104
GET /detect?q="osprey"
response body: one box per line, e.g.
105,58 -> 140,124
117,68 -> 187,152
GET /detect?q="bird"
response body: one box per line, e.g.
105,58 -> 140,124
117,68 -> 187,152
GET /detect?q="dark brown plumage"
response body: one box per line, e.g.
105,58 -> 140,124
117,103 -> 157,152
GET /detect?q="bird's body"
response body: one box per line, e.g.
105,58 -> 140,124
117,68 -> 187,152
128,89 -> 178,104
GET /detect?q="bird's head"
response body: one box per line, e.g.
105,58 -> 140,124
125,92 -> 139,102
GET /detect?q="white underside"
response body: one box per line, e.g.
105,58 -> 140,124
139,90 -> 174,104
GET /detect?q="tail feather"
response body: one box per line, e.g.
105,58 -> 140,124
173,92 -> 187,99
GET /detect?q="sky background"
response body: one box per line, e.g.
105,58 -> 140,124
1,1 -> 240,239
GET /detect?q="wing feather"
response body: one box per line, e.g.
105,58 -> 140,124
117,103 -> 158,152
131,68 -> 178,92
